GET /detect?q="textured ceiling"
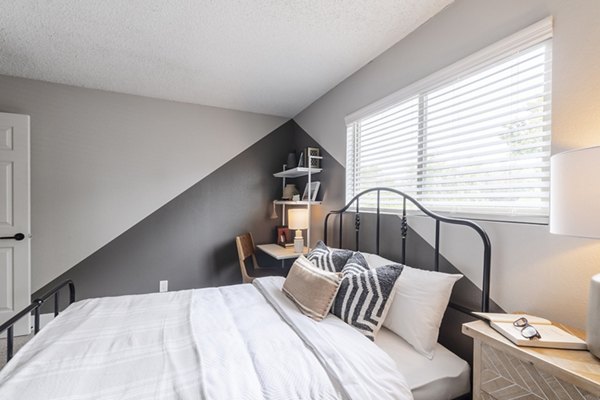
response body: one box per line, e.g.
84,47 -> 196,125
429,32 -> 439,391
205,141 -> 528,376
0,0 -> 452,117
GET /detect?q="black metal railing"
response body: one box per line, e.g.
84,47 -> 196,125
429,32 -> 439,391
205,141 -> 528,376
324,187 -> 492,313
0,280 -> 75,363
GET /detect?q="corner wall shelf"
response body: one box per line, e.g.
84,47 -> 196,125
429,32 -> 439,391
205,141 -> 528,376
273,167 -> 322,178
270,155 -> 323,250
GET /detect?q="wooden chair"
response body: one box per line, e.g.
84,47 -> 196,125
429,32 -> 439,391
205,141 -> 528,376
235,233 -> 281,283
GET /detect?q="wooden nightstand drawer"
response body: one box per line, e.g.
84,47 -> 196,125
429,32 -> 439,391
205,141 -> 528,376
479,342 -> 599,399
463,321 -> 600,400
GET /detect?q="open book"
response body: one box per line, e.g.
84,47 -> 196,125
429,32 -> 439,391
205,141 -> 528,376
473,313 -> 588,350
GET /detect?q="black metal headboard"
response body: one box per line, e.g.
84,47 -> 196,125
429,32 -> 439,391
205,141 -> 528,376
324,187 -> 492,313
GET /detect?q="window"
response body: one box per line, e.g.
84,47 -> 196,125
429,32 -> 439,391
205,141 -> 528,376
345,18 -> 553,223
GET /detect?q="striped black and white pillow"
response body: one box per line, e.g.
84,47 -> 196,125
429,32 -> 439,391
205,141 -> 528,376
332,253 -> 404,340
306,241 -> 354,273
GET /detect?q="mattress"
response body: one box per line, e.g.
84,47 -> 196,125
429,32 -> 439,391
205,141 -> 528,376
375,327 -> 470,400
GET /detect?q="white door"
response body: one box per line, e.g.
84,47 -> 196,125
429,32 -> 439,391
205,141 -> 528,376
0,112 -> 30,336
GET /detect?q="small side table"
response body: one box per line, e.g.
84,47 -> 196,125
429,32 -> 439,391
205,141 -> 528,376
256,244 -> 308,260
256,243 -> 309,269
463,320 -> 600,399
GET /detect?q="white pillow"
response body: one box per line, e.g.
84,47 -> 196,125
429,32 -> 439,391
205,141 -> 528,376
362,252 -> 394,269
361,252 -> 462,359
382,266 -> 462,359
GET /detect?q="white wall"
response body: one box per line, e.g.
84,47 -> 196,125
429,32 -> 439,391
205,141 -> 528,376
295,0 -> 600,329
0,75 -> 287,292
409,217 -> 600,329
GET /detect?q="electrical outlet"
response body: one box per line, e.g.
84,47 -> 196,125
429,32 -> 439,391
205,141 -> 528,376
159,280 -> 168,292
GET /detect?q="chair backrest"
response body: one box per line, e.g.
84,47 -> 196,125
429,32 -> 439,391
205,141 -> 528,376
235,233 -> 258,283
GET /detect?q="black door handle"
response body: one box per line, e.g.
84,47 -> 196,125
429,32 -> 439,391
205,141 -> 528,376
0,233 -> 25,241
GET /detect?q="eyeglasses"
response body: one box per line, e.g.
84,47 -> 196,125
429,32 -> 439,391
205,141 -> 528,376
513,317 -> 541,340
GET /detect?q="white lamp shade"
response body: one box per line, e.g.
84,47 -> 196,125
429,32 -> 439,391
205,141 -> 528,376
550,146 -> 600,239
288,208 -> 308,230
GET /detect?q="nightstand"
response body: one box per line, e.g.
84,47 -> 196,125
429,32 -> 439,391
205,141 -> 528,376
463,320 -> 600,399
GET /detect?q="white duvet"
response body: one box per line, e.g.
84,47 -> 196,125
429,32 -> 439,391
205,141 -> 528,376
0,277 -> 412,400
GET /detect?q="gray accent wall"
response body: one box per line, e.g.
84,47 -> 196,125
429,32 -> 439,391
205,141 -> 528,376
0,74 -> 286,293
35,121 -> 296,300
36,120 -> 345,301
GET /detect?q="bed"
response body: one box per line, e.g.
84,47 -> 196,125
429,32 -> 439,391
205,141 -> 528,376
0,187 -> 492,400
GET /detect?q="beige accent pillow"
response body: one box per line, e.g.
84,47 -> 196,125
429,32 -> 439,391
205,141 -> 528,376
282,255 -> 341,321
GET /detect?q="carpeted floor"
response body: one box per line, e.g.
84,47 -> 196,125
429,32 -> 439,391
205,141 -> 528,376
0,334 -> 33,370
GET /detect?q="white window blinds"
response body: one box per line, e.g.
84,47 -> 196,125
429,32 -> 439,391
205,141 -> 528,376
345,18 -> 553,222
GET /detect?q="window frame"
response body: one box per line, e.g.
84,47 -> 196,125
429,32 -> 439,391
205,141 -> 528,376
345,17 -> 553,224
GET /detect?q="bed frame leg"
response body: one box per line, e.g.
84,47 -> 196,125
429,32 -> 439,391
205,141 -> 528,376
34,307 -> 40,334
7,325 -> 13,362
54,292 -> 60,317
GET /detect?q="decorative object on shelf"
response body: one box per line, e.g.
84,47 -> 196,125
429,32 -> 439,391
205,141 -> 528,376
286,152 -> 297,169
288,208 -> 309,253
297,151 -> 304,167
302,181 -> 320,201
292,194 -> 300,201
276,226 -> 292,248
304,147 -> 321,168
270,200 -> 279,219
550,145 -> 600,358
282,184 -> 299,200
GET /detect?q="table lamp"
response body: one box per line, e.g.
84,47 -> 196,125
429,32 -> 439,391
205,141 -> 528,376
288,208 -> 308,253
550,145 -> 600,358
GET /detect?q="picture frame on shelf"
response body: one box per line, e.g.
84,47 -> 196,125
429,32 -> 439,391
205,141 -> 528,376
302,181 -> 320,201
305,147 -> 320,168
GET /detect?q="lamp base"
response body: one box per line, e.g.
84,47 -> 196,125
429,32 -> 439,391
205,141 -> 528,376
293,229 -> 304,253
588,273 -> 600,358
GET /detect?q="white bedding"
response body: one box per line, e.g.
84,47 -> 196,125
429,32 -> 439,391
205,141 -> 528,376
376,328 -> 470,400
0,277 -> 412,400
